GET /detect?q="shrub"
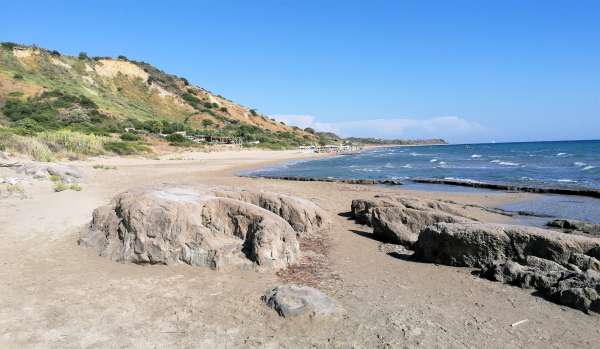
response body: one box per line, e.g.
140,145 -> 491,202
117,55 -> 128,60
104,141 -> 149,155
50,50 -> 61,56
70,183 -> 82,191
53,182 -> 69,192
166,133 -> 189,143
304,127 -> 315,134
1,42 -> 19,50
219,107 -> 228,113
249,109 -> 258,116
78,52 -> 89,60
120,132 -> 141,141
202,119 -> 214,128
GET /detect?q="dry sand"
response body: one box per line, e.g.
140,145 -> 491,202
1,149 -> 598,348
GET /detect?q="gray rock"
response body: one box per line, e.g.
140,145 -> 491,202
414,222 -> 600,268
17,162 -> 83,183
79,186 -> 303,270
263,284 -> 340,318
211,188 -> 329,235
351,196 -> 473,247
481,258 -> 600,313
547,219 -> 600,236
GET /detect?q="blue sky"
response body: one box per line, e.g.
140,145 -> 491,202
2,0 -> 599,143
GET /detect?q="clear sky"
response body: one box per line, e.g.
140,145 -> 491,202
2,0 -> 599,143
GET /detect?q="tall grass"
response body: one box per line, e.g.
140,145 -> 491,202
0,129 -> 109,161
0,131 -> 55,161
37,130 -> 108,156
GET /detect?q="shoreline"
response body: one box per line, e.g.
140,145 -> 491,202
2,149 -> 599,348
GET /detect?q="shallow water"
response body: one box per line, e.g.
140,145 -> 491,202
245,140 -> 600,223
246,140 -> 600,190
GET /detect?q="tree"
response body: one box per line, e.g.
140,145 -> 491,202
78,52 -> 89,60
202,119 -> 214,128
304,127 -> 315,134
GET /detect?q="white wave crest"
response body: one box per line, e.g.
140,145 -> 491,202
471,154 -> 482,158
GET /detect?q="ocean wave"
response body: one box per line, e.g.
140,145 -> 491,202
491,160 -> 519,166
384,162 -> 394,168
471,154 -> 482,158
582,165 -> 596,171
401,164 -> 413,169
556,179 -> 577,183
430,158 -> 438,163
574,162 -> 587,167
556,152 -> 570,157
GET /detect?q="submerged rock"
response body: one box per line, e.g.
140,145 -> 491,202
351,196 -> 473,247
263,284 -> 340,318
78,186 -> 331,270
547,219 -> 600,236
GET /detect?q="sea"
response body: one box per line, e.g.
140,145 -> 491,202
244,140 -> 600,224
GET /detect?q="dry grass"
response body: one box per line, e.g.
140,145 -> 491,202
0,130 -> 109,161
0,132 -> 55,161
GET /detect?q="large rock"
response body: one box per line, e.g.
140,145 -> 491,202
263,284 -> 340,318
79,186 -> 308,270
211,188 -> 329,235
414,222 -> 600,313
351,196 -> 473,247
481,257 -> 600,313
414,223 -> 600,268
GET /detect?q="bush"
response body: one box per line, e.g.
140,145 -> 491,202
54,182 -> 68,192
304,127 -> 315,134
166,133 -> 189,143
120,132 -> 141,141
78,52 -> 89,60
202,119 -> 214,128
104,141 -> 149,155
13,73 -> 24,80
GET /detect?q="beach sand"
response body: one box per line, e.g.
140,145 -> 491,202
1,149 -> 598,348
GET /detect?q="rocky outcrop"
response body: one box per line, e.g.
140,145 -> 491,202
17,162 -> 82,183
547,219 -> 600,236
351,196 -> 473,247
211,188 -> 329,235
78,186 -> 332,270
263,284 -> 340,318
413,222 -> 600,313
414,223 -> 600,268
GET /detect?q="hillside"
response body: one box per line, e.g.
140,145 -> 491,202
0,42 -> 317,155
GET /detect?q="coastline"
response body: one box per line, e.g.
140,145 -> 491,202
1,149 -> 599,348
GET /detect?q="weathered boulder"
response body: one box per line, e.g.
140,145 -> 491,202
547,219 -> 600,236
211,188 -> 329,235
79,186 -> 303,270
17,162 -> 83,183
414,223 -> 600,268
263,284 -> 340,318
351,196 -> 473,247
481,257 -> 600,313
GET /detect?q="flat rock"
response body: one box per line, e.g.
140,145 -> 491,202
413,222 -> 600,268
263,284 -> 340,318
547,219 -> 600,236
351,196 -> 473,247
79,186 -> 315,270
17,162 -> 82,183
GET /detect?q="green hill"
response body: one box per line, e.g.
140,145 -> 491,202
0,42 -> 317,158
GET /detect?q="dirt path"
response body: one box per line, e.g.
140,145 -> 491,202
0,150 -> 598,348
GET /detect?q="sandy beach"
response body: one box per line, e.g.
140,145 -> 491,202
1,149 -> 599,348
